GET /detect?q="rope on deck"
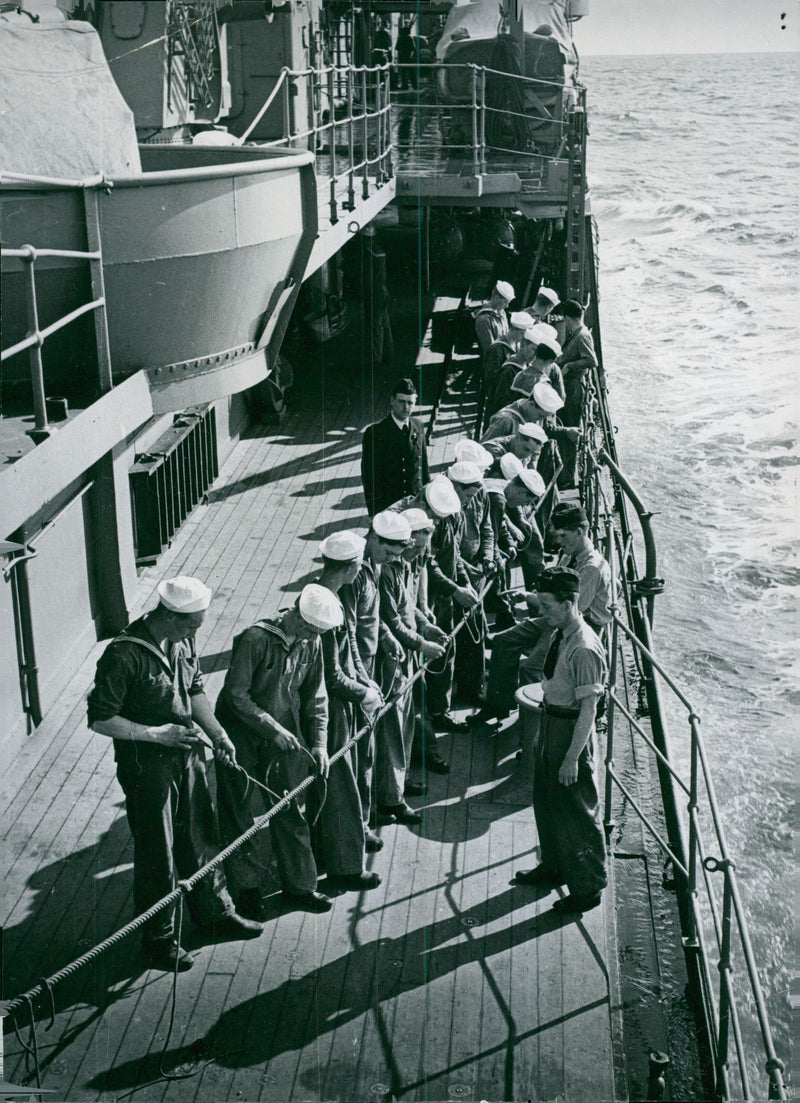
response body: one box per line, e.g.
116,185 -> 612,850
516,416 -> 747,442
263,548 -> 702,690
1,581 -> 490,1027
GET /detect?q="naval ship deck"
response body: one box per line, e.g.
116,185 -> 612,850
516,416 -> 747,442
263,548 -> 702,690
1,351 -> 624,1102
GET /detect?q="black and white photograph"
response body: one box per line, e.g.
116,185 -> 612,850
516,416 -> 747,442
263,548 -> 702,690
0,1 -> 795,1100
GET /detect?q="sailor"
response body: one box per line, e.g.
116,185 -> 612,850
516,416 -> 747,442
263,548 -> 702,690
87,576 -> 263,972
361,377 -> 429,516
529,285 -> 560,323
476,507 -> 611,723
478,310 -> 531,435
448,458 -> 495,704
555,300 -> 598,487
483,421 -> 548,477
481,379 -> 565,442
513,567 -> 608,915
340,510 -> 411,847
509,334 -> 565,402
313,532 -> 384,891
375,510 -> 446,824
483,458 -> 546,629
473,281 -> 514,356
215,584 -> 339,918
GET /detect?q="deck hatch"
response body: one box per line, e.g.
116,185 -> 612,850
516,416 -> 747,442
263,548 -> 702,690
129,404 -> 218,565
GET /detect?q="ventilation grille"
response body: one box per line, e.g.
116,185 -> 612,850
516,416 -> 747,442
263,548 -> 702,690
129,405 -> 218,566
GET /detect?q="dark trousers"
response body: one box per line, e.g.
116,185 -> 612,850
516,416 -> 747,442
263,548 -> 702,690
215,722 -> 319,896
114,742 -> 234,947
533,714 -> 607,897
485,617 -> 552,711
424,594 -> 455,716
559,371 -> 585,487
454,602 -> 487,698
309,699 -> 366,875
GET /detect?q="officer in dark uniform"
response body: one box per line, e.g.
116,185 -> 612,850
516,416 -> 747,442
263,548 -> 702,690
361,378 -> 430,516
513,566 -> 608,915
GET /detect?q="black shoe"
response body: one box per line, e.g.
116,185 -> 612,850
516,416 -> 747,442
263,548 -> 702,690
425,751 -> 450,774
197,912 -> 264,940
380,803 -> 422,825
364,827 -> 384,852
236,888 -> 271,922
473,706 -> 510,725
282,889 -> 333,913
404,780 -> 428,796
513,866 -> 565,887
430,712 -> 470,734
143,940 -> 195,973
552,892 -> 602,915
328,871 -> 382,892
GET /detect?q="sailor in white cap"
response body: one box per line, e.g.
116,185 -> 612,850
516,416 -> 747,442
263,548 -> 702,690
484,421 -> 548,480
474,280 -> 514,357
449,461 -> 497,706
339,510 -> 411,850
88,576 -> 264,971
312,531 -> 385,890
477,308 -> 532,435
510,332 -> 565,404
215,584 -> 342,919
453,438 -> 493,471
529,285 -> 560,322
556,300 -> 599,487
374,509 -> 449,824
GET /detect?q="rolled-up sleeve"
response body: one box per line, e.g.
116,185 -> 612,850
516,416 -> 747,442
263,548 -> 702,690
87,646 -> 136,726
570,648 -> 606,699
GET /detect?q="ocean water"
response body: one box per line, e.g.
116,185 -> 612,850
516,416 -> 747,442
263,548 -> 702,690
581,52 -> 797,1081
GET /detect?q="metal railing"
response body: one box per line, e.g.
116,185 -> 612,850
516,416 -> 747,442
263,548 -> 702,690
0,176 -> 113,442
577,362 -> 787,1100
239,63 -> 394,224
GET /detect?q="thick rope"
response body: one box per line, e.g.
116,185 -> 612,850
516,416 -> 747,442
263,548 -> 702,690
2,581 -> 489,1024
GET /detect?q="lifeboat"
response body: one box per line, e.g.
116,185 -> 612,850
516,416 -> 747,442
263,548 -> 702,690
0,10 -> 317,415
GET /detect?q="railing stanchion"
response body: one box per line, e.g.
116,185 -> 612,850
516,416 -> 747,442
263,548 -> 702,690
282,71 -> 291,142
686,723 -> 700,948
83,188 -> 113,395
21,247 -> 52,443
346,66 -> 355,210
362,68 -> 370,199
470,65 -> 479,176
328,66 -> 338,223
479,66 -> 487,173
603,515 -> 618,835
713,861 -> 734,1100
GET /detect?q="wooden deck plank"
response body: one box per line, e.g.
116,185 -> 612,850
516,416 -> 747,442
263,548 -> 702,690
2,351 -> 620,1102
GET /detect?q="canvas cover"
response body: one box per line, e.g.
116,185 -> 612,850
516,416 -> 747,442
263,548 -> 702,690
436,0 -> 575,62
0,14 -> 141,179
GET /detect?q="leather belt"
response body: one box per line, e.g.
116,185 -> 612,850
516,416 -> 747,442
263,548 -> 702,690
541,701 -> 581,720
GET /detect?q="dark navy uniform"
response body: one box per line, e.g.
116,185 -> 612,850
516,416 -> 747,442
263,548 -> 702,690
361,414 -> 429,516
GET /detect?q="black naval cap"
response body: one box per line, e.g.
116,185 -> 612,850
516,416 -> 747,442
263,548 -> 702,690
536,566 -> 581,596
550,504 -> 587,529
391,377 -> 417,396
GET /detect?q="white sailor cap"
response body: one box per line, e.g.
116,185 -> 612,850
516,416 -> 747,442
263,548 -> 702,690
447,460 -> 483,486
453,438 -> 493,470
424,476 -> 461,518
402,507 -> 434,533
509,310 -> 533,331
298,583 -> 344,630
534,286 -> 560,307
533,334 -> 562,358
494,280 -> 514,302
158,575 -> 212,613
372,510 -> 412,542
499,453 -> 524,480
527,321 -> 559,344
518,422 -> 548,443
319,530 -> 366,562
517,468 -> 546,497
532,380 -> 564,414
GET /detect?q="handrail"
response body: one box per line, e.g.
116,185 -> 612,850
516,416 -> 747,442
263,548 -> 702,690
588,448 -> 786,1099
